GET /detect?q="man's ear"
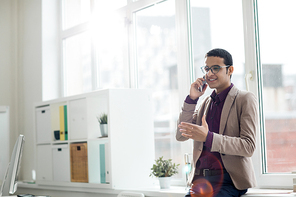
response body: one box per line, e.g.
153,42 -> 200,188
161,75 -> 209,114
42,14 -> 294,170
228,65 -> 234,77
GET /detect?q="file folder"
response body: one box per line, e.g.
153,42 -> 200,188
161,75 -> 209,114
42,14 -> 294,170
59,106 -> 65,141
100,144 -> 106,183
64,105 -> 68,140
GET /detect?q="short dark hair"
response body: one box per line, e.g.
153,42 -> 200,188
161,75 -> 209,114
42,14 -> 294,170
206,48 -> 233,66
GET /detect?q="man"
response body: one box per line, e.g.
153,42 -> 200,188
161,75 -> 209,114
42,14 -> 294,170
176,48 -> 258,197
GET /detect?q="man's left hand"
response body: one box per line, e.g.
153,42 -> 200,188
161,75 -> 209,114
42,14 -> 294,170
178,115 -> 209,142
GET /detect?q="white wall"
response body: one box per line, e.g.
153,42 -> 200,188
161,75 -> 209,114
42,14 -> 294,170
0,0 -> 19,164
0,0 -> 43,181
17,0 -> 43,181
0,0 -> 16,105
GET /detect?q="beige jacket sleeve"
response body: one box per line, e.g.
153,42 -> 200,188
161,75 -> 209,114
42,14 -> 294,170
175,101 -> 196,141
176,96 -> 210,141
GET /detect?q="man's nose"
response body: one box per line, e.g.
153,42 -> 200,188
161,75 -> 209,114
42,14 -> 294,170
207,69 -> 215,76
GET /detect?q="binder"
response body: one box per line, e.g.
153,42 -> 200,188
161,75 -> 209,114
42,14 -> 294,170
99,144 -> 106,183
105,142 -> 110,183
59,106 -> 65,141
64,105 -> 68,140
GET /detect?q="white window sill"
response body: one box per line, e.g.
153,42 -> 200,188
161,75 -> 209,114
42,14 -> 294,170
243,188 -> 295,197
18,183 -> 296,197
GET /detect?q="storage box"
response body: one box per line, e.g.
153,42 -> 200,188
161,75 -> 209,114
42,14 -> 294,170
70,143 -> 88,182
52,144 -> 70,182
69,99 -> 87,140
36,145 -> 53,181
35,106 -> 51,143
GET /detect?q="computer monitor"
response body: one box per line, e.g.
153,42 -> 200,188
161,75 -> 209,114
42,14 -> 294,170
0,134 -> 25,197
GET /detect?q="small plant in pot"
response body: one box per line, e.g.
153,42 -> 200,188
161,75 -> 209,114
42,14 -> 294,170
149,156 -> 180,189
97,113 -> 108,137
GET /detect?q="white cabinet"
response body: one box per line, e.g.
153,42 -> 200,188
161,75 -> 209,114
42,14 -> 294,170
34,89 -> 155,189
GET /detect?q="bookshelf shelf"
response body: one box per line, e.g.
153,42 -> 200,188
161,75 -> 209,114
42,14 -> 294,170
34,89 -> 155,189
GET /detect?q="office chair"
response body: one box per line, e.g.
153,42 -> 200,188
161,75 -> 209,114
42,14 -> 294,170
117,191 -> 145,197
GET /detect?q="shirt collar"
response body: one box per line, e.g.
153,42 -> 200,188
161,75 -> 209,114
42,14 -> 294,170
210,83 -> 234,103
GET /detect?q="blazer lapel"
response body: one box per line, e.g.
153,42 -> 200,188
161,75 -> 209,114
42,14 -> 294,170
195,96 -> 211,126
219,86 -> 239,134
204,97 -> 211,117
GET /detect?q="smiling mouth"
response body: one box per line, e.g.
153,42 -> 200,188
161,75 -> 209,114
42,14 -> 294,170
208,78 -> 217,82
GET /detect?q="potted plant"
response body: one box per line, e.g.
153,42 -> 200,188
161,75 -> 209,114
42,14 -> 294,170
149,156 -> 180,189
97,113 -> 108,137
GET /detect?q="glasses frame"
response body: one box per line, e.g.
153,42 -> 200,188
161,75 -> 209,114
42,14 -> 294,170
200,65 -> 231,74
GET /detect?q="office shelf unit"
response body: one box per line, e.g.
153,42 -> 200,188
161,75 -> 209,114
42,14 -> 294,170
34,89 -> 155,189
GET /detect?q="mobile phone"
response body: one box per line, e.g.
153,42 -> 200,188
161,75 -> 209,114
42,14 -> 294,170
198,76 -> 207,92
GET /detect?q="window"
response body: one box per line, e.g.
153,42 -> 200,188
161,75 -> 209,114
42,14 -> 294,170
134,0 -> 191,184
62,0 -> 91,30
94,16 -> 128,89
61,0 -> 128,97
248,0 -> 296,188
190,0 -> 246,95
257,0 -> 296,173
63,31 -> 92,96
238,0 -> 296,189
92,1 -> 129,89
62,0 -> 93,97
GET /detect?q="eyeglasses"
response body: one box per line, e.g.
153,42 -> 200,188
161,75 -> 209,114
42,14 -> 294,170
201,65 -> 230,74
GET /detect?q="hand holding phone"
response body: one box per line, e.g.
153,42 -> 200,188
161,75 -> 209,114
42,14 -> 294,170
198,76 -> 207,92
189,76 -> 207,100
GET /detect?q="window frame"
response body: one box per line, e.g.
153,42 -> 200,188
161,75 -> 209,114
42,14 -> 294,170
242,0 -> 296,189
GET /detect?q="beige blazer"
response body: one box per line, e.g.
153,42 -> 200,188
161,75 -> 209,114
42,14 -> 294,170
176,85 -> 258,190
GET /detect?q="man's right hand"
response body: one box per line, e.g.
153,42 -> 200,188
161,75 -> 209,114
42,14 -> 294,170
189,77 -> 208,100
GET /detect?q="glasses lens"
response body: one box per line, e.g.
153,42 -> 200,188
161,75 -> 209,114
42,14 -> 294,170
212,66 -> 220,74
202,66 -> 209,73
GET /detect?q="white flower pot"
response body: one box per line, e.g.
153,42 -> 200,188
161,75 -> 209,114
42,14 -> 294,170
100,124 -> 108,137
158,177 -> 171,189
